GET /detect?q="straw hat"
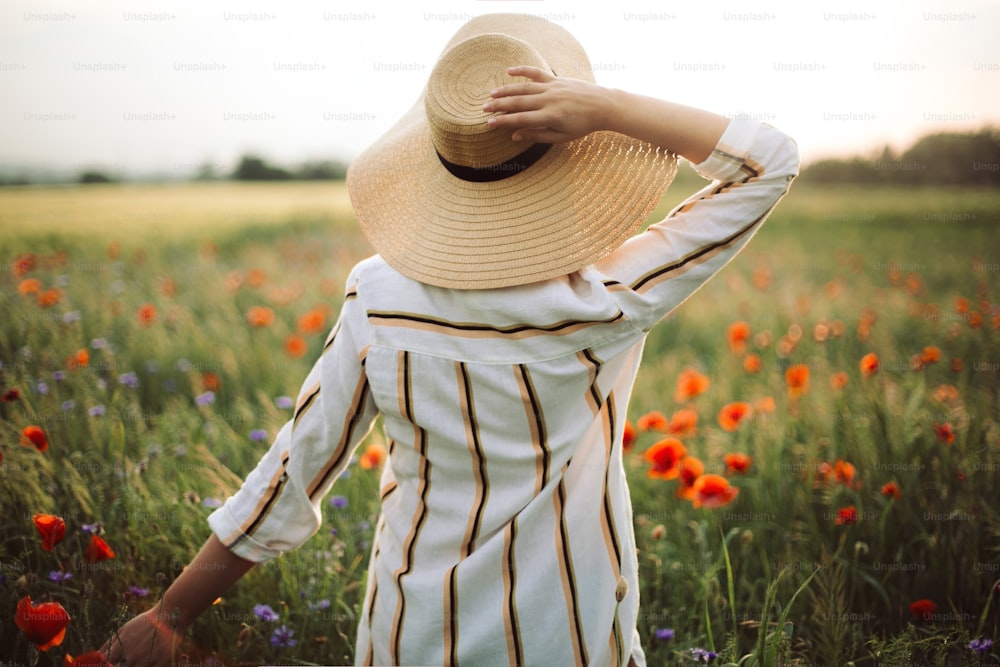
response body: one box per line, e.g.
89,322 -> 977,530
347,13 -> 678,289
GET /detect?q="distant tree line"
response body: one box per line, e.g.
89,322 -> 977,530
2,128 -> 998,186
227,155 -> 348,181
800,127 -> 1000,186
0,154 -> 349,186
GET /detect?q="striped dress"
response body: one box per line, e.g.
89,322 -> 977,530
208,118 -> 799,666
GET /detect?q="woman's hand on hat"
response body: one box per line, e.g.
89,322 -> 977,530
483,65 -> 612,144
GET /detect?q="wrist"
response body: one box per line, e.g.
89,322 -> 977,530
601,87 -> 629,135
144,606 -> 189,636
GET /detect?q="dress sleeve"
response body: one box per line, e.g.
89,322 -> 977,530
593,118 -> 800,332
207,271 -> 379,563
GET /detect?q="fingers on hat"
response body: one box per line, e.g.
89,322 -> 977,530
488,81 -> 548,102
507,65 -> 555,81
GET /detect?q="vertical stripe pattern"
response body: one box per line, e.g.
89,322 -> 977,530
514,364 -> 550,495
391,350 -> 431,665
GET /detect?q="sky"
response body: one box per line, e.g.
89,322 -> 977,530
1,0 -> 998,179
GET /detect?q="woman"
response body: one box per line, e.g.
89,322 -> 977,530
104,13 -> 798,666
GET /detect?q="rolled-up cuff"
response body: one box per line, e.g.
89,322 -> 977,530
207,503 -> 284,564
691,117 -> 761,181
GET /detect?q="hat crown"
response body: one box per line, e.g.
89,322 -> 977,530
425,34 -> 550,170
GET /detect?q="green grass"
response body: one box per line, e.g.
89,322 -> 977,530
1,180 -> 998,665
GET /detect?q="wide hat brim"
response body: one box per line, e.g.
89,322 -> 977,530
347,13 -> 678,290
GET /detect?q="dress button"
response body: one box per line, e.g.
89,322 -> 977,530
615,576 -> 628,602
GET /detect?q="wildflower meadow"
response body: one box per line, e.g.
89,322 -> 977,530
1,178 -> 998,665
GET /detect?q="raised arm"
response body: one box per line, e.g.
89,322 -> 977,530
486,63 -> 800,330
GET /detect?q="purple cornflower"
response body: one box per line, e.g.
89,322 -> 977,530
119,372 -> 139,388
63,311 -> 81,324
690,648 -> 718,663
91,338 -> 110,350
330,495 -> 348,509
202,497 -> 223,508
249,429 -> 268,442
254,603 -> 279,622
969,638 -> 993,653
88,405 -> 106,417
81,523 -> 99,534
654,628 -> 675,641
52,371 -> 66,381
270,624 -> 297,648
275,395 -> 294,409
129,585 -> 150,596
308,599 -> 331,611
48,571 -> 72,583
35,381 -> 49,395
195,391 -> 215,406
61,400 -> 75,411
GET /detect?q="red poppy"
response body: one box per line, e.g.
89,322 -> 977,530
829,371 -> 849,390
667,408 -> 698,437
13,253 -> 36,276
136,303 -> 158,327
742,354 -> 762,373
360,443 -> 387,470
919,346 -> 941,365
691,474 -> 739,509
932,384 -> 959,404
21,425 -> 49,452
909,599 -> 937,621
18,278 -> 42,295
67,348 -> 89,370
15,595 -> 71,651
37,288 -> 62,308
834,459 -> 857,488
297,308 -> 327,335
834,505 -> 859,525
860,352 -> 880,377
636,410 -> 668,432
85,535 -> 115,562
933,422 -> 955,445
247,268 -> 268,287
33,514 -> 66,551
950,358 -> 963,372
675,456 -> 705,500
201,372 -> 222,392
284,334 -> 307,358
2,387 -> 21,402
246,306 -> 275,328
751,266 -> 771,290
785,364 -> 809,399
724,453 -> 752,474
644,438 -> 687,480
64,651 -> 113,666
727,321 -> 750,355
673,368 -> 710,403
955,296 -> 969,314
880,481 -> 901,500
718,402 -> 752,431
622,420 -> 637,451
